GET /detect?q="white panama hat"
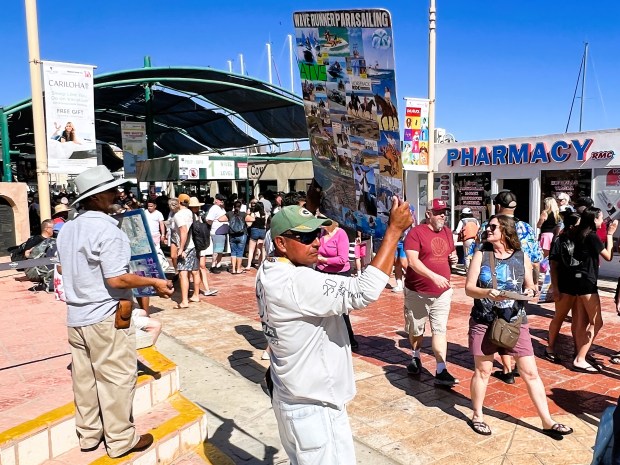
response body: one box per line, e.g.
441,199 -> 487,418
72,165 -> 126,205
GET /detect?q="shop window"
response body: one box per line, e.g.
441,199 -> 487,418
541,170 -> 592,207
218,181 -> 233,198
454,173 -> 492,223
258,181 -> 278,196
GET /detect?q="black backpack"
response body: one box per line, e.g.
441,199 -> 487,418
229,212 -> 246,235
191,215 -> 211,252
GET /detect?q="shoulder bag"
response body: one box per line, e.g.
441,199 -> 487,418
487,252 -> 521,350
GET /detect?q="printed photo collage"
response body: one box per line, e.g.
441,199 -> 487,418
295,10 -> 404,239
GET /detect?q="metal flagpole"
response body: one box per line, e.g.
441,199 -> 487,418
426,0 -> 437,204
288,34 -> 295,93
25,0 -> 51,220
267,42 -> 273,84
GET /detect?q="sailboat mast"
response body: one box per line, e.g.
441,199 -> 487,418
579,42 -> 588,132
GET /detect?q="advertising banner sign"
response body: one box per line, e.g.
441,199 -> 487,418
42,61 -> 97,174
121,121 -> 147,177
293,9 -> 402,243
402,97 -> 430,170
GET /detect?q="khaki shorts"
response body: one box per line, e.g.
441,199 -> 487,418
404,287 -> 453,337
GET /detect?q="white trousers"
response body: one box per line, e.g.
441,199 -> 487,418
272,398 -> 355,465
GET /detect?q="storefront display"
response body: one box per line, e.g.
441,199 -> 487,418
540,169 -> 592,206
454,173 -> 492,221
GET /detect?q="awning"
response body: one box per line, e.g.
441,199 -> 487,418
3,66 -> 307,158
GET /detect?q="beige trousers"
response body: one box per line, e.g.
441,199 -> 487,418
68,313 -> 138,457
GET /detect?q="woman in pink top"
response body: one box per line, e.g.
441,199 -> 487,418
317,221 -> 351,274
316,221 -> 358,350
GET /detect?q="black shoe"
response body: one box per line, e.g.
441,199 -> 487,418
407,357 -> 422,376
435,369 -> 459,386
492,371 -> 515,384
210,267 -> 221,274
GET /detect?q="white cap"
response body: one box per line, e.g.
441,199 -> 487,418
461,207 -> 472,214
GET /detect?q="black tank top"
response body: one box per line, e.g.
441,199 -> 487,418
540,214 -> 557,234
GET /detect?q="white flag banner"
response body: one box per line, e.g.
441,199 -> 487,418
121,121 -> 148,177
42,61 -> 97,174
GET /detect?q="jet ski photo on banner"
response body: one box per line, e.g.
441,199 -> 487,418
293,9 -> 402,246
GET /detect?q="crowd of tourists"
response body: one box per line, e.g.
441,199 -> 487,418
24,164 -> 620,463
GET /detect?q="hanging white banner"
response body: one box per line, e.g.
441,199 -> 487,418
121,121 -> 148,177
42,61 -> 97,174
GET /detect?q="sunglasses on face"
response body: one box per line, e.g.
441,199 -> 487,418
486,223 -> 499,232
281,230 -> 321,245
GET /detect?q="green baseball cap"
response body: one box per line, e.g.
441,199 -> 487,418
270,205 -> 332,238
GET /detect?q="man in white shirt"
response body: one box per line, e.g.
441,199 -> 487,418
144,199 -> 165,248
205,194 -> 229,273
258,199 -> 412,465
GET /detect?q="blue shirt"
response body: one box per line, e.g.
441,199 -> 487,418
57,211 -> 133,327
473,218 -> 543,264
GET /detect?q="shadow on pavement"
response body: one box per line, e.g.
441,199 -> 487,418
382,363 -> 546,436
548,388 -> 616,428
228,349 -> 267,385
235,324 -> 268,351
200,406 -> 280,465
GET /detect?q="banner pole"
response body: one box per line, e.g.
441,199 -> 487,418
25,0 -> 51,219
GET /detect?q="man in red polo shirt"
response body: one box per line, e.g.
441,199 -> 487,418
404,199 -> 459,386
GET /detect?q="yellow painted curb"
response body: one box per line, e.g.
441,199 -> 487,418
88,393 -> 205,465
0,347 -> 177,445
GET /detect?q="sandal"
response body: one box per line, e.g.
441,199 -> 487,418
542,423 -> 573,440
467,419 -> 492,436
571,363 -> 600,374
610,353 -> 620,364
201,289 -> 218,296
543,350 -> 562,364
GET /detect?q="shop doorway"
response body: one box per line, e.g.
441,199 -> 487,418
0,197 -> 16,256
500,179 -> 530,222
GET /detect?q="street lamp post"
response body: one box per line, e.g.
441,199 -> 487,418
25,0 -> 51,220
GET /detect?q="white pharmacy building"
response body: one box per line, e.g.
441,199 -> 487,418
407,128 -> 620,277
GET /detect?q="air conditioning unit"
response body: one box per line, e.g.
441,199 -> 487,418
434,128 -> 446,142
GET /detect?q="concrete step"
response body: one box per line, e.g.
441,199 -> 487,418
37,393 -> 207,465
0,347 -> 179,465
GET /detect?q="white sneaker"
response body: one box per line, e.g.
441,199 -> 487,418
392,283 -> 403,293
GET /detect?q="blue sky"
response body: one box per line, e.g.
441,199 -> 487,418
1,0 -> 619,142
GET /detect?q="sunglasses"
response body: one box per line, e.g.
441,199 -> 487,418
281,230 -> 321,245
485,223 -> 499,232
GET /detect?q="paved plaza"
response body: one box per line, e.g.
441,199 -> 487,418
1,260 -> 619,464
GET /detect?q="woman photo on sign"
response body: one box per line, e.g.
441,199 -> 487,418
465,215 -> 572,439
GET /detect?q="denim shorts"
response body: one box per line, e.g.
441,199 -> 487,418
229,234 -> 247,258
211,234 -> 226,253
250,228 -> 266,241
272,398 -> 355,465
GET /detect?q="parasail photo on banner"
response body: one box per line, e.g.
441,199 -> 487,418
293,9 -> 402,245
42,61 -> 97,175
